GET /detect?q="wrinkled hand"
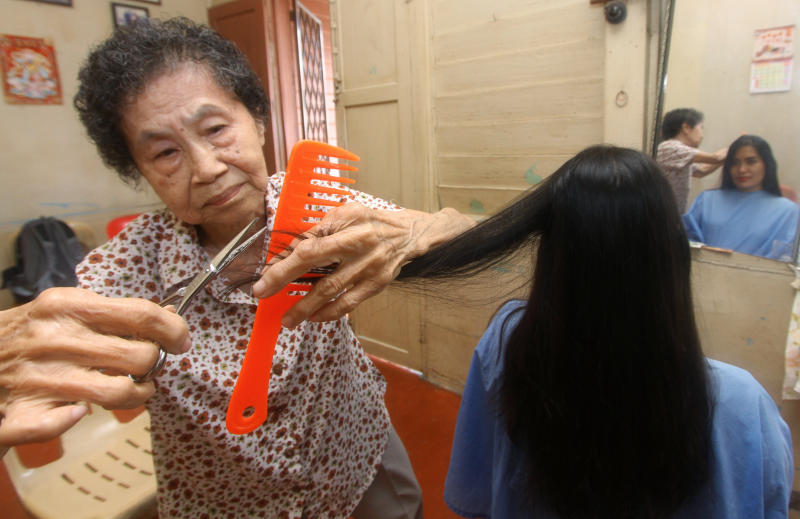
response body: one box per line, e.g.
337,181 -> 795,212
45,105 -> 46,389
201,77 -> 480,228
0,287 -> 191,449
252,202 -> 473,328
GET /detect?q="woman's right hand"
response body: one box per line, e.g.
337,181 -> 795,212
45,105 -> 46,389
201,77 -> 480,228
0,287 -> 191,451
252,203 -> 474,328
713,146 -> 729,162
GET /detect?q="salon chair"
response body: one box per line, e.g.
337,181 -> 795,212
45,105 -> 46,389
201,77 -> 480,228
3,405 -> 157,519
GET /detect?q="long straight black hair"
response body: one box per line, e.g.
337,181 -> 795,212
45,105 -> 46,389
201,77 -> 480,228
398,145 -> 712,519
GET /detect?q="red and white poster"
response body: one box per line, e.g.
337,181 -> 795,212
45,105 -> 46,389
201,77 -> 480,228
0,34 -> 63,105
752,25 -> 794,61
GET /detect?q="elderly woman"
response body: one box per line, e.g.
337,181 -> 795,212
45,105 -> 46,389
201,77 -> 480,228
655,108 -> 727,213
64,17 -> 473,519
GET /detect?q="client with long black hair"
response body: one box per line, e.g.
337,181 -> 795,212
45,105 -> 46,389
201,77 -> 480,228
398,145 -> 792,518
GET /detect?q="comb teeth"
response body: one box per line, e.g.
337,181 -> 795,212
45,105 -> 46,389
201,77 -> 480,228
300,211 -> 327,220
308,171 -> 356,184
306,160 -> 359,174
286,283 -> 311,292
286,280 -> 314,296
267,140 -> 360,264
298,196 -> 344,207
297,141 -> 359,162
285,184 -> 351,198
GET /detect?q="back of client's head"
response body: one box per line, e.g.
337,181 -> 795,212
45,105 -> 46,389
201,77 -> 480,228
399,145 -> 711,519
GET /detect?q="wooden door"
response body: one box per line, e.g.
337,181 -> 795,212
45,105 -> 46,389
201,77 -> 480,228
329,0 -> 613,386
329,0 -> 431,371
209,0 -> 284,173
209,0 -> 337,171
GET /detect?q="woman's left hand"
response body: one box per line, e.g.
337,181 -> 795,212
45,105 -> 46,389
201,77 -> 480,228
252,202 -> 473,328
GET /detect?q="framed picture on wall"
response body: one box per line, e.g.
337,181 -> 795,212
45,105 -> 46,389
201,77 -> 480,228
24,0 -> 72,6
0,34 -> 63,105
111,3 -> 149,28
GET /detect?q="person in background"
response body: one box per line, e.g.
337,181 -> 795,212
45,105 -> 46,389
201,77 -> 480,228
656,108 -> 727,213
395,145 -> 792,518
683,134 -> 799,261
69,16 -> 473,519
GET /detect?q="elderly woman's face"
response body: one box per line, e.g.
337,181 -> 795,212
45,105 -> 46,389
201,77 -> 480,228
121,64 -> 268,233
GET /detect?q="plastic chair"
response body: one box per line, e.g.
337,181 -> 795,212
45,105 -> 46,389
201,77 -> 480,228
106,214 -> 141,240
2,405 -> 157,519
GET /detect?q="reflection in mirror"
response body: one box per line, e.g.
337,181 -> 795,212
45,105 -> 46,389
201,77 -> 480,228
655,0 -> 800,263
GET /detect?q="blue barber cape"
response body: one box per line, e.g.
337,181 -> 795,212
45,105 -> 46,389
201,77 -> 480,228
444,300 -> 793,518
683,189 -> 799,260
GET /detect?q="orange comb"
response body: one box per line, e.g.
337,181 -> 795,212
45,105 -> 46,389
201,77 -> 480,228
225,140 -> 359,434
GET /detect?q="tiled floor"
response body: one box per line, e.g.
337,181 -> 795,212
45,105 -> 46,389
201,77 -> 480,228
0,459 -> 29,519
1,355 -> 463,519
371,355 -> 462,519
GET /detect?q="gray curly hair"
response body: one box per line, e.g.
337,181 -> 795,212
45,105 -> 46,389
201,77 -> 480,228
74,17 -> 269,185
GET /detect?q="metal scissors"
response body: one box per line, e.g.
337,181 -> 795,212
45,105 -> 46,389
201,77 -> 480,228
130,217 -> 267,383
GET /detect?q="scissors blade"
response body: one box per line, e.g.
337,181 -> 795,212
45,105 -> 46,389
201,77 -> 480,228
170,217 -> 265,314
207,217 -> 262,271
216,225 -> 267,273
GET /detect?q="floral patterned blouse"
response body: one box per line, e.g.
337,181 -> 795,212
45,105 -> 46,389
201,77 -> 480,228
656,139 -> 700,214
76,173 -> 398,518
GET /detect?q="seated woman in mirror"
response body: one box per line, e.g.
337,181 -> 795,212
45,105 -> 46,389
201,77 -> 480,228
683,134 -> 799,261
656,108 -> 728,213
397,145 -> 792,518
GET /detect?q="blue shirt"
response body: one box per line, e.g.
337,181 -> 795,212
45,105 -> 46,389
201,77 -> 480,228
683,189 -> 799,260
444,300 -> 793,518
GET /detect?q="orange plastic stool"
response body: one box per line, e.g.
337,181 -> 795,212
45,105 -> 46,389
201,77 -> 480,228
14,438 -> 63,469
105,214 -> 140,239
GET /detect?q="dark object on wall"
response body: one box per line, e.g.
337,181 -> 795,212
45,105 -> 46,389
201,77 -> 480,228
111,3 -> 150,28
604,1 -> 627,24
24,0 -> 72,6
1,217 -> 85,303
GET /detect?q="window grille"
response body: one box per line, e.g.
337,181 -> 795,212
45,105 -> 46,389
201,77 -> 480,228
296,3 -> 328,142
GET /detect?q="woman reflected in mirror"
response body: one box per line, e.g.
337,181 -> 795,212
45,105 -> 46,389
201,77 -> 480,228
656,108 -> 728,213
683,134 -> 800,261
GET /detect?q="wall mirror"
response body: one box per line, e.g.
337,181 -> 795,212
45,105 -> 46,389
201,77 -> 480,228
654,0 -> 800,263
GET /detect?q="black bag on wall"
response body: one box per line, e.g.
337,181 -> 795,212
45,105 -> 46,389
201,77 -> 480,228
2,217 -> 86,304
